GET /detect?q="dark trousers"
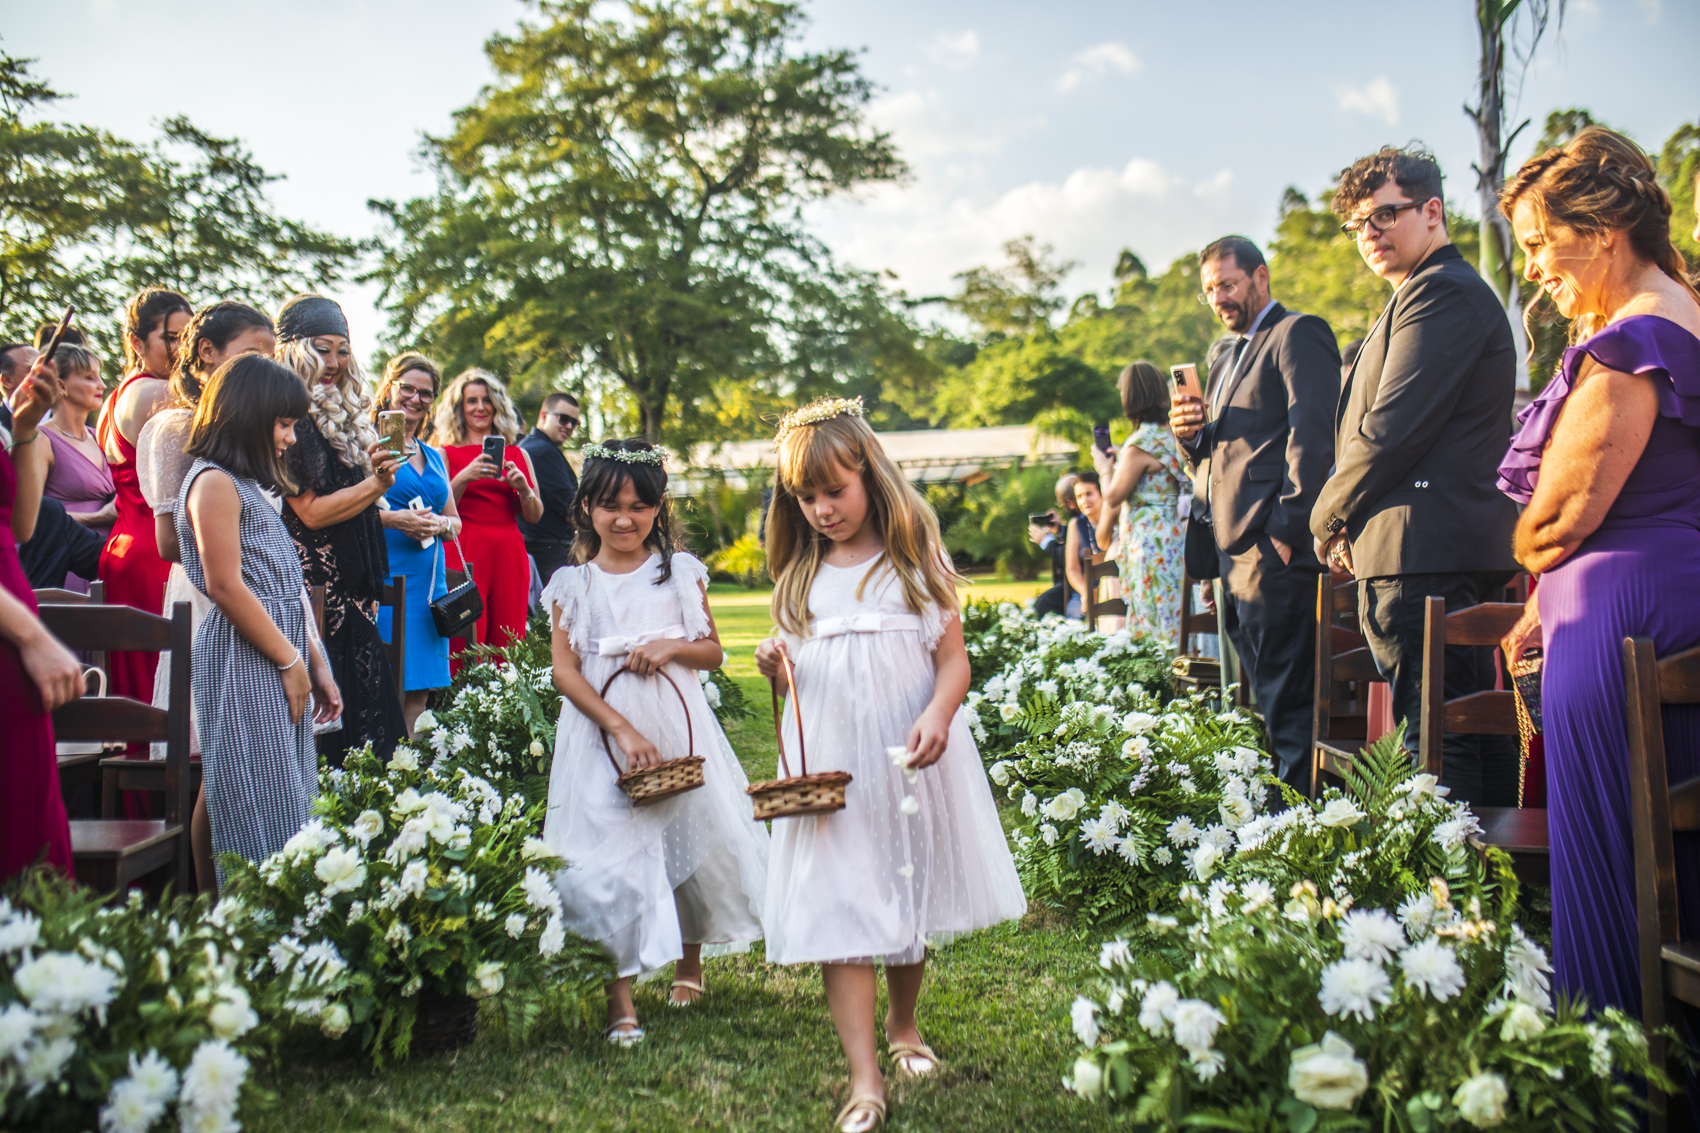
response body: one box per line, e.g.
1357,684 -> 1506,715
1033,582 -> 1067,617
19,497 -> 105,589
526,539 -> 575,589
1358,571 -> 1519,808
1219,535 -> 1321,795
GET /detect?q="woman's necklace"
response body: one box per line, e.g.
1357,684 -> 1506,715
47,415 -> 103,462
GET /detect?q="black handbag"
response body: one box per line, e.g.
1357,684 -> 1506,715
429,528 -> 484,638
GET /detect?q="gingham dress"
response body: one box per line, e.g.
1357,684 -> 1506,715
176,460 -> 317,886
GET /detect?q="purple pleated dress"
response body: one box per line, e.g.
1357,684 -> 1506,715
1498,314 -> 1700,1016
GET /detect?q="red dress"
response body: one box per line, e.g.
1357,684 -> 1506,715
442,444 -> 536,670
97,373 -> 174,784
1,442 -> 72,879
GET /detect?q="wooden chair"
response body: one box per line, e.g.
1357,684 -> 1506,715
1171,571 -> 1222,695
37,602 -> 193,899
379,575 -> 406,697
1420,595 -> 1549,885
1311,574 -> 1384,796
40,582 -> 110,816
1625,636 -> 1700,1132
1083,552 -> 1125,632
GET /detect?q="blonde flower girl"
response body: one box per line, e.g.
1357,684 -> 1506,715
754,399 -> 1026,1132
540,439 -> 767,1046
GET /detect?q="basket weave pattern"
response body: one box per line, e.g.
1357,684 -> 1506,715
599,665 -> 705,807
746,653 -> 850,820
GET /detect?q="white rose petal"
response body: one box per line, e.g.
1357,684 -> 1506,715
1288,1030 -> 1369,1110
314,847 -> 367,896
899,795 -> 920,816
1070,1057 -> 1104,1098
1071,996 -> 1101,1047
1499,1002 -> 1548,1042
1454,1072 -> 1509,1128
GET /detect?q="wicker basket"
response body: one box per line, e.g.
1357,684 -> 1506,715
746,653 -> 851,821
413,992 -> 479,1055
599,665 -> 705,806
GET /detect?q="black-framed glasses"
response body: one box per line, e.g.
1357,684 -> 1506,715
1340,199 -> 1430,236
1196,276 -> 1250,306
551,412 -> 581,430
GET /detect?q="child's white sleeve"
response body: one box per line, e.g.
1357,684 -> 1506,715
670,553 -> 713,641
538,565 -> 591,653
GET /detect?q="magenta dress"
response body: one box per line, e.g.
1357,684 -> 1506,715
43,426 -> 114,592
0,441 -> 73,880
1498,314 -> 1700,1016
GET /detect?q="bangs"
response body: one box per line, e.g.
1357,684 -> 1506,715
777,420 -> 866,492
583,461 -> 665,510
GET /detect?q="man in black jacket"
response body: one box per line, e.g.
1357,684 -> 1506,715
1172,236 -> 1340,793
1310,146 -> 1521,806
518,393 -> 581,584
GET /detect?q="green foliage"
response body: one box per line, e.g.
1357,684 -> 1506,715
706,533 -> 769,588
1658,119 -> 1700,267
948,235 -> 1076,340
961,596 -> 1042,689
942,463 -> 1061,578
366,0 -> 904,441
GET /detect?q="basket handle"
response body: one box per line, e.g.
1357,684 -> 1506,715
771,651 -> 808,779
598,664 -> 695,776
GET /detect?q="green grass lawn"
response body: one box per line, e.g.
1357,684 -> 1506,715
251,580 -> 1096,1133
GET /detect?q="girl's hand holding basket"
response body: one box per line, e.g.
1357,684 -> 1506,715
754,636 -> 789,680
609,722 -> 664,770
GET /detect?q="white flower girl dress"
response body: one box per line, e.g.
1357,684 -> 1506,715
765,559 -> 1026,965
540,552 -> 768,977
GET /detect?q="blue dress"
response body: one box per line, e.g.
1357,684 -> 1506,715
378,444 -> 452,691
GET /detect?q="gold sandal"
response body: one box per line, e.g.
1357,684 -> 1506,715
602,1016 -> 644,1047
888,1040 -> 940,1078
833,1094 -> 885,1133
668,977 -> 705,1007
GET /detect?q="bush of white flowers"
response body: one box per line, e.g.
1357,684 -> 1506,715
965,611 -> 1177,762
989,691 -> 1274,927
962,597 -> 1042,689
1,870 -> 262,1133
1065,877 -> 1663,1130
222,744 -> 607,1065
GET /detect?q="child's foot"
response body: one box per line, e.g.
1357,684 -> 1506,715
668,976 -> 704,1007
885,1024 -> 939,1077
602,1016 -> 644,1047
834,1093 -> 885,1133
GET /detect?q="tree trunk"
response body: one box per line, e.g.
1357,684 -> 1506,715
1470,0 -> 1533,390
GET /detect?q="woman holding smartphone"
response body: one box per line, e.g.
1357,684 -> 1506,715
434,368 -> 541,671
372,353 -> 460,735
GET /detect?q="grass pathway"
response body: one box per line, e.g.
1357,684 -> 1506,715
252,579 -> 1091,1133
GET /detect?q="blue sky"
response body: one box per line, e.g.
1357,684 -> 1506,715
4,0 -> 1695,349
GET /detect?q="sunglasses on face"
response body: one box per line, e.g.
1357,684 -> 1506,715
550,412 -> 580,429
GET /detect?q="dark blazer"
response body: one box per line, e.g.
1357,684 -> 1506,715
517,428 -> 578,544
1309,245 -> 1520,578
1182,302 -> 1340,564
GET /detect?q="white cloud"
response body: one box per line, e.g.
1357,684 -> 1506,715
864,88 -> 1038,159
1639,0 -> 1660,24
1056,41 -> 1140,93
1334,77 -> 1399,126
927,30 -> 980,67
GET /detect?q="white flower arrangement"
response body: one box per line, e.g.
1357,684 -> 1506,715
580,442 -> 667,465
773,395 -> 864,442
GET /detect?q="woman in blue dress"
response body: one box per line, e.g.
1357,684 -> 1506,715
373,353 -> 459,736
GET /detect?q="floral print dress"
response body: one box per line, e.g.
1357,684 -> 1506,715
1114,422 -> 1187,645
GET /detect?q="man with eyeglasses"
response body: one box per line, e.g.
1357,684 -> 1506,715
1309,146 -> 1520,807
518,391 -> 583,584
1169,235 -> 1340,796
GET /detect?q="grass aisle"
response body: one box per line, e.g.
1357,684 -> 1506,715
253,579 -> 1096,1133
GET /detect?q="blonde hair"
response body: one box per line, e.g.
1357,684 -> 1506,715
276,337 -> 378,472
765,408 -> 959,636
434,368 -> 523,446
374,352 -> 443,442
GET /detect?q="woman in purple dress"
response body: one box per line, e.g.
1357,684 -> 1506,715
40,345 -> 116,591
1498,126 -> 1700,1017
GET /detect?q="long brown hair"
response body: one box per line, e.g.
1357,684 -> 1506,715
433,368 -> 523,446
1500,125 -> 1700,341
170,301 -> 274,409
374,352 -> 443,442
122,287 -> 193,376
765,406 -> 959,636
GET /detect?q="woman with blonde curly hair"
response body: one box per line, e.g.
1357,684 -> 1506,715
435,368 -> 542,669
275,294 -> 406,764
1495,126 -> 1700,1023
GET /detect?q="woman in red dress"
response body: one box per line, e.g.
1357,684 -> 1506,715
96,288 -> 193,730
2,357 -> 82,880
433,369 -> 542,669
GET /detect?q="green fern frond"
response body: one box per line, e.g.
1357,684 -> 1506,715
1342,723 -> 1416,809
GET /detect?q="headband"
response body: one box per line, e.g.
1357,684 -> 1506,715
275,295 -> 349,343
582,442 -> 667,466
775,396 -> 865,442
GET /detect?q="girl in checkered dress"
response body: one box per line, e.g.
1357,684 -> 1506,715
175,355 -> 343,887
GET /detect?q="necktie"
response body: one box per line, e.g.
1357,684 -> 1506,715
1213,336 -> 1250,416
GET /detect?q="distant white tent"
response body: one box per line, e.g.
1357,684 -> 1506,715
668,424 -> 1078,494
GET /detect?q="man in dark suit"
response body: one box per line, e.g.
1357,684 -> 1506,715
1310,146 -> 1521,806
518,392 -> 582,585
1171,236 -> 1340,793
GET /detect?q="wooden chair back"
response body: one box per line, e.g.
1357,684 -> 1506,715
1417,597 -> 1525,778
1177,571 -> 1210,656
1624,637 -> 1700,1132
379,575 -> 406,697
36,602 -> 193,897
1311,574 -> 1383,795
1083,552 -> 1126,632
34,580 -> 107,671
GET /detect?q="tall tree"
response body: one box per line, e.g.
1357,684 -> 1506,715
947,235 -> 1075,341
1465,0 -> 1565,388
367,0 -> 903,441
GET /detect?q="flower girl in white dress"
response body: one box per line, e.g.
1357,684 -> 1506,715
540,439 -> 767,1046
754,399 -> 1025,1132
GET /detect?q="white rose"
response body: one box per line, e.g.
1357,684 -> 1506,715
1187,842 -> 1222,881
1071,996 -> 1100,1047
988,761 -> 1010,786
1288,1030 -> 1369,1110
1021,792 -> 1038,817
999,703 -> 1020,722
413,710 -> 438,732
1122,711 -> 1158,736
1070,1057 -> 1104,1099
467,960 -> 506,999
1219,795 -> 1254,828
1453,1072 -> 1509,1128
1318,798 -> 1366,828
319,1002 -> 351,1040
387,746 -> 419,773
528,740 -> 546,758
521,837 -> 550,861
1498,1002 -> 1547,1042
1121,735 -> 1152,759
1040,823 -> 1059,846
349,810 -> 384,847
1049,788 -> 1086,822
207,986 -> 258,1039
314,847 -> 366,897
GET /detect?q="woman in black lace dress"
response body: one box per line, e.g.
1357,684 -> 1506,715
274,295 -> 406,764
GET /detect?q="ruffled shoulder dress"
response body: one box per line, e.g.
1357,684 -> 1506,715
539,552 -> 767,978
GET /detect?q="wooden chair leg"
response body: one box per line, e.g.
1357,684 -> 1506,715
100,766 -> 119,819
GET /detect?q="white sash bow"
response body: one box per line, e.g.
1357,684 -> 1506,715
809,613 -> 924,638
594,624 -> 688,657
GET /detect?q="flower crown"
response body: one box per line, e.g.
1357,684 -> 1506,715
581,442 -> 667,466
775,396 -> 865,442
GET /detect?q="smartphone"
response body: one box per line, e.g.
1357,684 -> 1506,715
1029,514 -> 1054,527
1170,362 -> 1204,404
377,410 -> 407,457
481,434 -> 506,477
1092,423 -> 1113,454
39,306 -> 75,363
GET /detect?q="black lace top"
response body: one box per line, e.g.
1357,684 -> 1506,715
282,416 -> 389,635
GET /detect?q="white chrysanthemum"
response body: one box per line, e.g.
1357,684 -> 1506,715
1071,997 -> 1100,1047
1138,981 -> 1179,1035
21,1034 -> 76,1094
281,819 -> 331,858
125,1049 -> 178,1104
1339,908 -> 1405,964
1234,814 -> 1275,852
1397,891 -> 1438,937
1453,1072 -> 1509,1128
179,1040 -> 248,1127
0,908 -> 42,954
538,915 -> 566,957
1079,817 -> 1118,855
1499,1002 -> 1547,1042
1098,939 -> 1132,971
504,913 -> 529,939
1039,823 -> 1059,846
521,837 -> 550,861
0,1003 -> 39,1060
1504,927 -> 1553,1010
1098,800 -> 1130,829
520,867 -> 562,913
1241,879 -> 1276,911
100,1077 -> 165,1133
398,859 -> 429,898
386,746 -> 419,772
1200,823 -> 1235,852
1152,846 -> 1173,865
1020,792 -> 1038,817
1166,817 -> 1201,847
1170,999 -> 1224,1054
1399,937 -> 1467,1001
1432,812 -> 1484,851
385,921 -> 412,947
1318,957 -> 1392,1022
13,951 -> 120,1015
1190,1047 -> 1226,1081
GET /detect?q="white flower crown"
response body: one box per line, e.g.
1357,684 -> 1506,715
581,442 -> 667,466
775,396 -> 865,442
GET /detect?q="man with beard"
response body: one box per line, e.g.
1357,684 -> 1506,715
1171,236 -> 1340,794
